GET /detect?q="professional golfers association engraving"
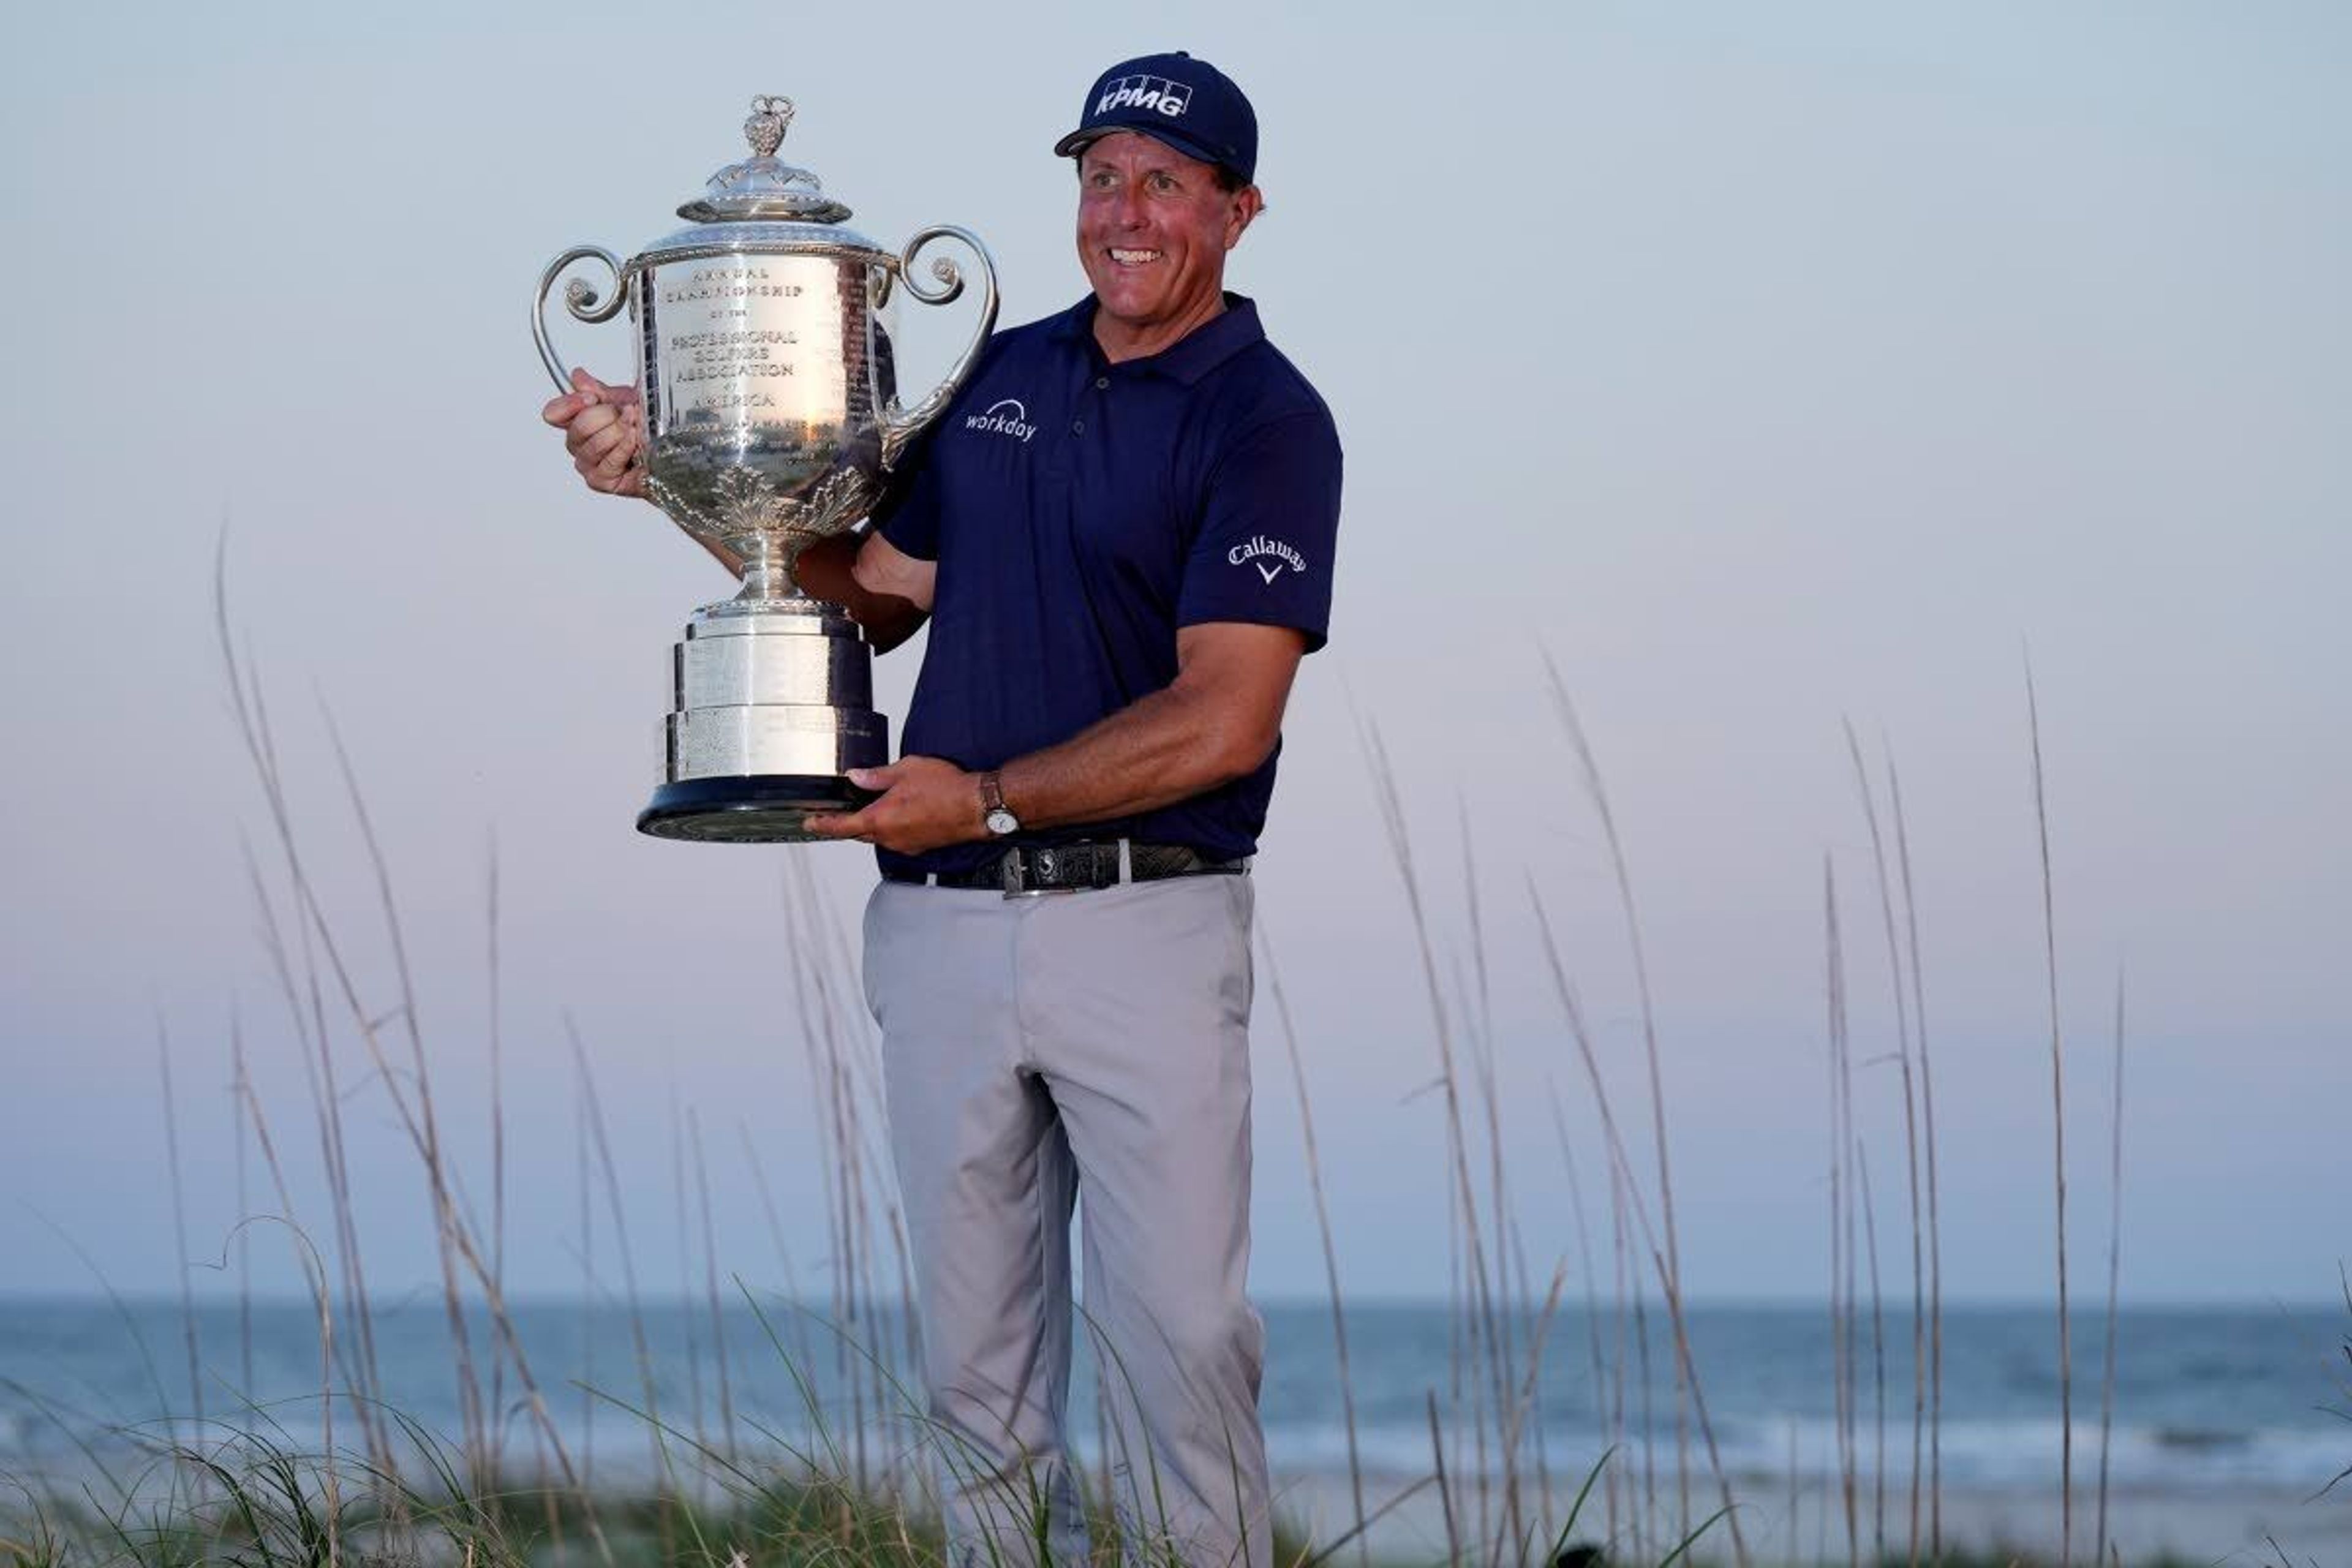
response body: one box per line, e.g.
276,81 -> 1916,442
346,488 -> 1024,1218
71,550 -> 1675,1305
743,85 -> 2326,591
535,96 -> 997,843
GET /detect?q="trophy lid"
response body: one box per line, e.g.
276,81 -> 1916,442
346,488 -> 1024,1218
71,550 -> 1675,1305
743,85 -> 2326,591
679,96 -> 855,225
625,95 -> 891,272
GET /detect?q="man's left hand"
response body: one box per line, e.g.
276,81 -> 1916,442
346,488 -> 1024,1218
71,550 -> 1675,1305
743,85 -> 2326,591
804,757 -> 984,854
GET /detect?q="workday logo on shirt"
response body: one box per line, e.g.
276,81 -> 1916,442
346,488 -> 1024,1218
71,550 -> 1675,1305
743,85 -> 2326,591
963,398 -> 1038,443
1229,535 -> 1305,584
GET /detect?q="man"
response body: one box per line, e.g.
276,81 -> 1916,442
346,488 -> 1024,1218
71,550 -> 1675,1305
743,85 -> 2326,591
544,53 -> 1341,1566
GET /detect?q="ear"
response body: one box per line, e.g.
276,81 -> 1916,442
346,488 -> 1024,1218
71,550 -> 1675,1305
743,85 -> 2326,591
1224,185 -> 1265,249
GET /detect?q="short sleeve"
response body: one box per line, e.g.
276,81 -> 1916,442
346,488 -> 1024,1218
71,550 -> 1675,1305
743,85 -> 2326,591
1175,410 -> 1344,652
871,451 -> 943,561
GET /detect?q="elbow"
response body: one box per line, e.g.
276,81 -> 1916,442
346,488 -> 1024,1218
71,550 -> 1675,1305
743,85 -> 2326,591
847,554 -> 929,655
1194,714 -> 1281,789
848,548 -> 887,599
1166,671 -> 1287,790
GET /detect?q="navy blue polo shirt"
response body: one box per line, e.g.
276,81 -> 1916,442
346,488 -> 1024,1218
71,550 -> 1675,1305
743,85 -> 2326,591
873,292 -> 1343,879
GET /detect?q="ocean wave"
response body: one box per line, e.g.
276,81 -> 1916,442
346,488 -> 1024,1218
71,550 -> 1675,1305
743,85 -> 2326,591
1257,1414 -> 2345,1492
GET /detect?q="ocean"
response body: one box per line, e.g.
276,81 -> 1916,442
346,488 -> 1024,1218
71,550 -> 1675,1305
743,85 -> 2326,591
2,1296 -> 2343,1561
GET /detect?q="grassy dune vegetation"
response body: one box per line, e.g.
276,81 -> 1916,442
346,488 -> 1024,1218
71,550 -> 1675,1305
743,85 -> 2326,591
0,590 -> 2318,1568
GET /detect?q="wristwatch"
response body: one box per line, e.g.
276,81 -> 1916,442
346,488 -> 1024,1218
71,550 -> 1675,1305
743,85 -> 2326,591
979,771 -> 1020,837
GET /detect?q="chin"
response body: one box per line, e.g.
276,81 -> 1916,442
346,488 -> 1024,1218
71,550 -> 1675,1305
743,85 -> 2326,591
1091,284 -> 1159,322
1101,285 -> 1164,317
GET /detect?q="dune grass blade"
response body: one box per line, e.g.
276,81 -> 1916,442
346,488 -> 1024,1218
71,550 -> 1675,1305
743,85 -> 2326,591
1546,1080 -> 1619,1551
1658,1503 -> 1733,1568
1823,862 -> 1857,1568
1537,656 -> 1697,1539
2093,973 -> 2127,1568
1355,717 -> 1510,1559
485,831 -> 513,1487
1539,654 -> 1757,1568
1261,924 -> 1370,1566
1845,720 -> 1929,1568
1885,747 -> 1945,1563
156,1019 -> 205,1479
320,706 -> 490,1486
1424,1390 -> 1458,1565
2026,659 -> 2075,1568
1860,1138 -> 1888,1568
690,1110 -> 741,1469
668,1092 -> 711,1460
1526,881 -> 1747,1568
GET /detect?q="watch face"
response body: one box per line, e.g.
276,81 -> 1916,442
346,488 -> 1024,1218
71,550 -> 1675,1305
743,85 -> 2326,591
986,807 -> 1019,836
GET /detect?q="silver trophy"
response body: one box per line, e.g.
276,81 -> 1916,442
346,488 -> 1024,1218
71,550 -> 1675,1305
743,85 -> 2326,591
535,95 -> 996,842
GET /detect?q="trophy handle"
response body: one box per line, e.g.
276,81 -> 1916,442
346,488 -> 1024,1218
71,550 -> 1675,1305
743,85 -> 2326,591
877,225 -> 999,470
533,245 -> 629,393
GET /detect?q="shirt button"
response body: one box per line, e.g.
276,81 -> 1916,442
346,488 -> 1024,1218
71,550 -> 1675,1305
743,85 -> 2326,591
1095,376 -> 1109,390
1071,418 -> 1085,434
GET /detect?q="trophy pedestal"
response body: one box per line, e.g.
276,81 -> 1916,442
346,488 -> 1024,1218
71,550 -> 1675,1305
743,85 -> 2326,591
636,598 -> 888,843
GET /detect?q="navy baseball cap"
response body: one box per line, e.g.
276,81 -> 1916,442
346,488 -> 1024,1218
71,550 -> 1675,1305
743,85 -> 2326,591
1054,51 -> 1258,184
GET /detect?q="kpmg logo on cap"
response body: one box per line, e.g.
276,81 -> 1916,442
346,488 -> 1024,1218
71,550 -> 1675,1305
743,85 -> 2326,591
1096,74 -> 1193,119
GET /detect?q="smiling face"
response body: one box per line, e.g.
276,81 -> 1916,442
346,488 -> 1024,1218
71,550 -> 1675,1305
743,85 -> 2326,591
1074,130 -> 1262,362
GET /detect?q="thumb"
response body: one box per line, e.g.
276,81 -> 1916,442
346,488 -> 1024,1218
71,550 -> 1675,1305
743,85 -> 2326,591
845,764 -> 899,791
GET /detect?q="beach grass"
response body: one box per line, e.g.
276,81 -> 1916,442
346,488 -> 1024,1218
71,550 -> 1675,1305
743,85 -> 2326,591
0,578 -> 2323,1568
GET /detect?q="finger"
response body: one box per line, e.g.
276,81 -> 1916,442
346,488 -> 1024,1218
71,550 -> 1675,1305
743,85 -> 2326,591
540,390 -> 595,427
578,418 -> 634,467
802,809 -> 874,840
591,423 -> 641,472
575,447 -> 636,493
564,400 -> 621,442
593,442 -> 636,484
573,368 -> 643,409
845,765 -> 900,792
557,411 -> 620,461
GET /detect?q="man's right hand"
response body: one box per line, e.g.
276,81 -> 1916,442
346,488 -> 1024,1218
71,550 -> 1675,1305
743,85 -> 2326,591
541,368 -> 646,499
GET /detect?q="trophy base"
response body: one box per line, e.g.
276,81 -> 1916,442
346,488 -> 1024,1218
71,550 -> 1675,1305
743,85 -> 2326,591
637,774 -> 880,844
643,594 -> 891,846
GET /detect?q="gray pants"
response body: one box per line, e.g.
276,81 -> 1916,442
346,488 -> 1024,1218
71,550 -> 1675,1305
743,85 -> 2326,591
862,873 -> 1271,1567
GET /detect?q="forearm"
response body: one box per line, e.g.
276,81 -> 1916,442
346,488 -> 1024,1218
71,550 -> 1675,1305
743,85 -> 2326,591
803,624 -> 1300,856
674,530 -> 921,652
998,680 -> 1273,832
790,532 -> 927,653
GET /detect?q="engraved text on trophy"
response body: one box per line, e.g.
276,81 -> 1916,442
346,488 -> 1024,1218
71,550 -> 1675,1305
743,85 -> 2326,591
639,254 -> 880,551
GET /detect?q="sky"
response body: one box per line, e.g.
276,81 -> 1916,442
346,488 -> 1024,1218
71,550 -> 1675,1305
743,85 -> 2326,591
0,0 -> 2344,1309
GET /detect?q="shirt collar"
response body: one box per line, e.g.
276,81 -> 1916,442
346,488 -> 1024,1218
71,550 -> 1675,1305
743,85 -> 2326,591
1049,293 -> 1265,385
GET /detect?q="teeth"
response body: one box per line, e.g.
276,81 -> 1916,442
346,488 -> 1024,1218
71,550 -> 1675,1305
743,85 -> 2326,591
1110,248 -> 1161,264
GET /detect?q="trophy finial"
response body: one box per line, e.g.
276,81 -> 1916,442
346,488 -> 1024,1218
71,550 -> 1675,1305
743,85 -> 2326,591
745,96 -> 794,159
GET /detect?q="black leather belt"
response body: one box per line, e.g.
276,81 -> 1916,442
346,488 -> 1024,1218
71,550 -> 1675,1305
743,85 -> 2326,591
883,840 -> 1249,895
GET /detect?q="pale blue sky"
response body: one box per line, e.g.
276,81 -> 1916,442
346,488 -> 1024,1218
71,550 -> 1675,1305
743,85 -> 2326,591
1,0 -> 2343,1305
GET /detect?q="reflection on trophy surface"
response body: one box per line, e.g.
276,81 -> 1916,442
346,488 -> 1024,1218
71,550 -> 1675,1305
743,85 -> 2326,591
534,95 -> 997,843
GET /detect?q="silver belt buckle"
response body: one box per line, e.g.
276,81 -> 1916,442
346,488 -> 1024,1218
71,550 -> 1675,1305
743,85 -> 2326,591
1003,845 -> 1082,900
